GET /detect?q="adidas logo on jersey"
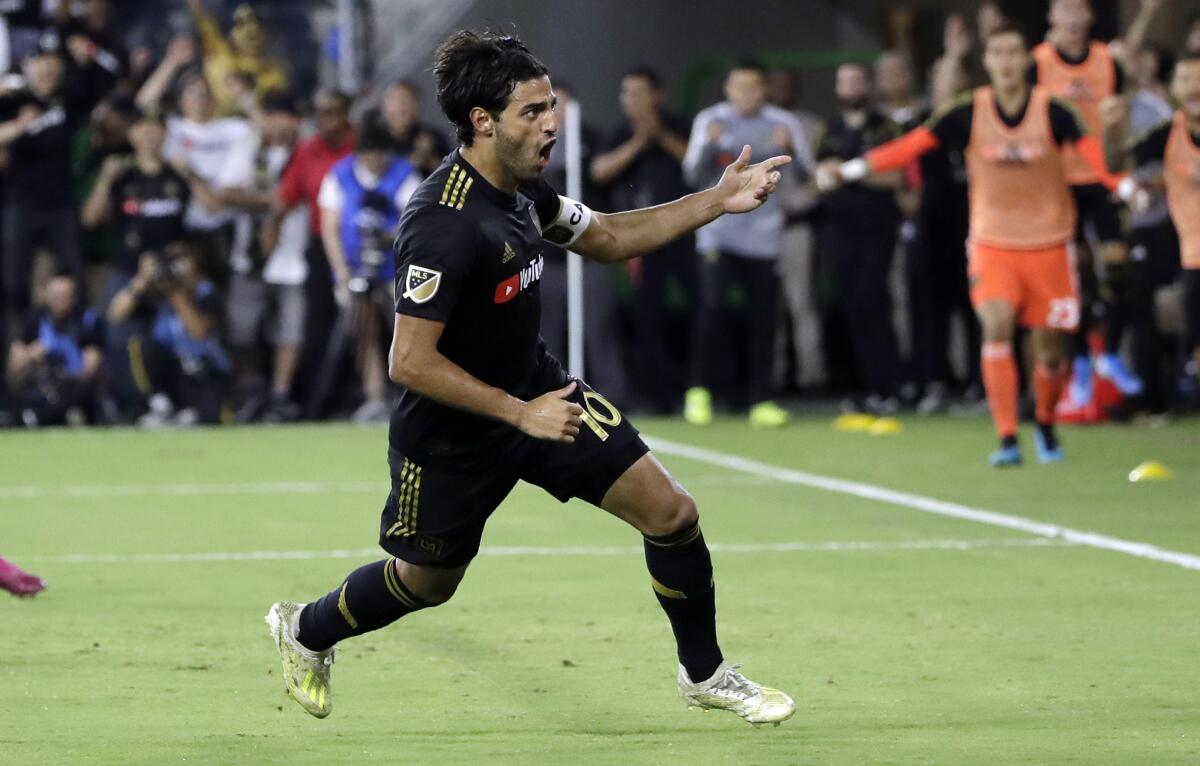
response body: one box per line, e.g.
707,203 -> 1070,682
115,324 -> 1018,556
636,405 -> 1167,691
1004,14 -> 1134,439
493,254 -> 544,304
501,242 -> 516,263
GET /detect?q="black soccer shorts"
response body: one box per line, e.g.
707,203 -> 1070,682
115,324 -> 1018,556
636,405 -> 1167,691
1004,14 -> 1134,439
378,378 -> 649,568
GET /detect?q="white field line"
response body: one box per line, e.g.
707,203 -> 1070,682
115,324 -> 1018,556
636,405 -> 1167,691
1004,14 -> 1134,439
645,436 -> 1200,572
27,537 -> 1071,565
0,481 -> 380,499
0,475 -> 767,499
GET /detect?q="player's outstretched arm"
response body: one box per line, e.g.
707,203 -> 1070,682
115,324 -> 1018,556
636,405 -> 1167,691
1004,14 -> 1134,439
816,126 -> 942,191
570,145 -> 789,263
389,314 -> 583,443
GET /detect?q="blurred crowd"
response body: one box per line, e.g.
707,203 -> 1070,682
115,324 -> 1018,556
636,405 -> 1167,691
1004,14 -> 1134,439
3,0 -> 1199,429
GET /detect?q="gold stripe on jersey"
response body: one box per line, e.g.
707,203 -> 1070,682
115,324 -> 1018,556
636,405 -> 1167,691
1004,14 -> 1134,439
439,165 -> 461,206
455,176 -> 474,210
446,167 -> 468,208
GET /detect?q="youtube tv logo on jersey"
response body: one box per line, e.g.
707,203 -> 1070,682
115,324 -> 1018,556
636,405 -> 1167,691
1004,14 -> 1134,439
494,254 -> 544,304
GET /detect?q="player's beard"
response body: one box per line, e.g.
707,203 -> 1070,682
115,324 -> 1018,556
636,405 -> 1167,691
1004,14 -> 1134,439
495,124 -> 540,182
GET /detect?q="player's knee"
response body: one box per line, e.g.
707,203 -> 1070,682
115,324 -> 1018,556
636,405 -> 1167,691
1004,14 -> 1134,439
644,491 -> 699,537
394,560 -> 465,606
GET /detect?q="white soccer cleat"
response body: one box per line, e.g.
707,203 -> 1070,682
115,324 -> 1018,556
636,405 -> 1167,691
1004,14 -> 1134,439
265,601 -> 335,718
678,661 -> 796,726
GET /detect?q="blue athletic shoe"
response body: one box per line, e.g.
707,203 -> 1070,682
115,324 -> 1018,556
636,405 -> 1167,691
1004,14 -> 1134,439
1033,429 -> 1064,464
1069,356 -> 1093,407
988,444 -> 1023,468
1095,353 -> 1144,397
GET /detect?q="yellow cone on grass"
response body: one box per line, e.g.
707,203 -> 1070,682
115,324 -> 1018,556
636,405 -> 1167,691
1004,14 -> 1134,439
833,413 -> 876,433
1128,461 -> 1173,482
868,417 -> 903,436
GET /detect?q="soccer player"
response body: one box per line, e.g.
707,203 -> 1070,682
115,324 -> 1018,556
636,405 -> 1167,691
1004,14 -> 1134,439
265,31 -> 795,726
1032,0 -> 1162,403
0,556 -> 45,597
1103,55 -> 1200,391
818,25 -> 1127,467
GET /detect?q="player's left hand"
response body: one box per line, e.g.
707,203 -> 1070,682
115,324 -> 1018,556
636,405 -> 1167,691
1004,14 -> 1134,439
715,144 -> 791,214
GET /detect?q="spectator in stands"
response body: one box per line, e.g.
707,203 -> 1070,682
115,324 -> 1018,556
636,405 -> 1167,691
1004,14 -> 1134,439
765,67 -> 826,394
152,70 -> 255,283
270,89 -> 355,253
682,58 -> 811,428
216,91 -> 309,423
815,62 -> 904,415
318,119 -> 419,423
372,79 -> 452,177
187,0 -> 287,115
875,51 -> 923,128
7,273 -> 103,426
910,58 -> 981,414
106,241 -> 228,426
536,81 -> 629,407
1119,45 -> 1178,412
268,88 -> 354,417
82,108 -> 190,300
0,1 -> 56,73
592,67 -> 694,413
0,50 -> 83,330
57,0 -> 127,111
72,94 -> 138,281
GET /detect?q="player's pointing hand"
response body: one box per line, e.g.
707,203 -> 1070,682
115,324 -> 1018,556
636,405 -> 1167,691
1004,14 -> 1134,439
517,380 -> 585,443
715,144 -> 792,214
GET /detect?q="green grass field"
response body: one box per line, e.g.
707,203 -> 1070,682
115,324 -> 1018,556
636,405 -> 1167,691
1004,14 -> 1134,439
3,415 -> 1199,765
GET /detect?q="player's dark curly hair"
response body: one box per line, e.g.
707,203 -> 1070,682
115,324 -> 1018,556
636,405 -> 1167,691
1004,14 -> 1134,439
433,30 -> 550,146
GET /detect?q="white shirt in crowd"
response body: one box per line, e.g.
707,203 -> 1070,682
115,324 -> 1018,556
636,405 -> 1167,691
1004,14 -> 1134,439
219,138 -> 310,285
164,115 -> 255,231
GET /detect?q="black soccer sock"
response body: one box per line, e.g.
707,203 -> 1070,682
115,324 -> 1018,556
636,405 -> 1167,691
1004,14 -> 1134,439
1035,421 -> 1059,452
296,558 -> 434,652
644,522 -> 723,683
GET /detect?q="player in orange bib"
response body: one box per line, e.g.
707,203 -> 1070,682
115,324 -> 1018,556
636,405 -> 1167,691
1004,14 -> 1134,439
1032,0 -> 1155,403
1105,55 -> 1200,394
818,25 -> 1127,467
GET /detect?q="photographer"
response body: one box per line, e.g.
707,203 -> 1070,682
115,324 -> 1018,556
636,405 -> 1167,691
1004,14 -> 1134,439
318,119 -> 419,422
7,274 -> 104,427
106,242 -> 229,425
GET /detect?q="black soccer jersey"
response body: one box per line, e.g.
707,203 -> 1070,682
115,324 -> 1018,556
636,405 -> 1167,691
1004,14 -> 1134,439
390,149 -> 573,467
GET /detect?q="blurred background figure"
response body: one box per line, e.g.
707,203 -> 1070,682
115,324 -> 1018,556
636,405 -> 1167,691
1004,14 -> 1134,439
106,241 -> 228,426
765,67 -> 826,397
591,66 -> 693,414
0,51 -> 83,332
217,90 -> 309,423
539,81 -> 630,408
683,58 -> 811,428
318,118 -> 418,423
7,273 -> 103,426
186,0 -> 287,115
369,78 -> 452,177
815,62 -> 904,415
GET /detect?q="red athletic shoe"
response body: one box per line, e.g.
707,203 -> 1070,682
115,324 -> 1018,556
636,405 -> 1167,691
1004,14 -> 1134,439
0,556 -> 46,597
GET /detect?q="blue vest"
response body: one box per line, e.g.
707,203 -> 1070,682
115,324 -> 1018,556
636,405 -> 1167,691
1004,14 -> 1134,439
152,281 -> 230,373
37,310 -> 99,376
333,156 -> 413,282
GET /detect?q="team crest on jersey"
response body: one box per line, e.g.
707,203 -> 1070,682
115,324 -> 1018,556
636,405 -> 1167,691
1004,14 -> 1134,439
403,265 -> 442,304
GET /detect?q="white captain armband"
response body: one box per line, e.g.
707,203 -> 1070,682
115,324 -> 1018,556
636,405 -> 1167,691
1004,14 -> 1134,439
540,195 -> 592,247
